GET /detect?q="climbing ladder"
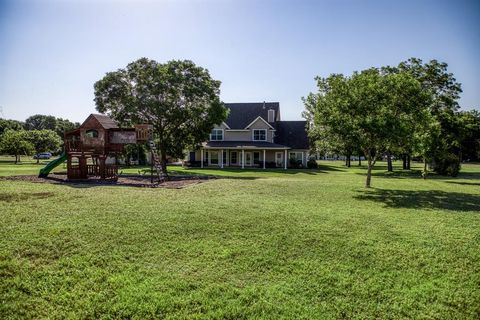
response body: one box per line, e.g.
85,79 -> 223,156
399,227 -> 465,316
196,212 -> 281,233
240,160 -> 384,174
149,141 -> 167,183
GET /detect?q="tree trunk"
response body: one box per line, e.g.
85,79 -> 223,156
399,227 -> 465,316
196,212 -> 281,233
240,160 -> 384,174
37,156 -> 40,164
358,157 -> 362,166
15,154 -> 18,164
386,151 -> 393,172
407,154 -> 411,170
402,154 -> 407,170
422,157 -> 428,179
345,152 -> 351,167
160,149 -> 168,177
366,153 -> 373,188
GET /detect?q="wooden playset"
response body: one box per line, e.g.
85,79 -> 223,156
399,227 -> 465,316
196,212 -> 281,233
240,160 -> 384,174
39,114 -> 154,180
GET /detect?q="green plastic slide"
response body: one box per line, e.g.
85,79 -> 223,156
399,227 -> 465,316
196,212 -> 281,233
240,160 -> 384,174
38,152 -> 67,178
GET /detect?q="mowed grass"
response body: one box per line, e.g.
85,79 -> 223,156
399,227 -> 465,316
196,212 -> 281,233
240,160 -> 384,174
1,158 -> 479,319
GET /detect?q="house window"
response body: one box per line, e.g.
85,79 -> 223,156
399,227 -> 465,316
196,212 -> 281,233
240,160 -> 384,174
231,152 -> 237,164
223,151 -> 227,165
253,129 -> 267,141
210,151 -> 219,165
85,129 -> 98,138
253,151 -> 260,164
289,152 -> 303,161
210,129 -> 223,141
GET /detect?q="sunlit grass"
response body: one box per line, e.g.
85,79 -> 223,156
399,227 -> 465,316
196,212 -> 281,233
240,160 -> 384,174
1,157 -> 479,318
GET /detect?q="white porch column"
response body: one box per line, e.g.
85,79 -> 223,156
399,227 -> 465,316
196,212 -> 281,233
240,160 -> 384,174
263,149 -> 266,169
242,149 -> 245,169
221,149 -> 224,169
302,151 -> 305,166
201,149 -> 204,168
284,149 -> 288,170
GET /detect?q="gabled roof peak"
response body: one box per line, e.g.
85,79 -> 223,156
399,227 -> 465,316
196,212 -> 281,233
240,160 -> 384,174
81,113 -> 118,130
224,102 -> 280,129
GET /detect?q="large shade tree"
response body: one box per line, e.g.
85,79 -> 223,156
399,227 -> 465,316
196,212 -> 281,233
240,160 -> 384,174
304,68 -> 431,187
94,58 -> 228,174
385,58 -> 463,172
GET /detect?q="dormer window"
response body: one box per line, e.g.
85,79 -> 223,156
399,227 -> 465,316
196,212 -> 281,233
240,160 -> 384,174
253,129 -> 267,141
210,129 -> 223,141
85,129 -> 99,138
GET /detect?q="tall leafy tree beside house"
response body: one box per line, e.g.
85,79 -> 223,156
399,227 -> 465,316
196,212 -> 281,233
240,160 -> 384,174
304,68 -> 431,187
94,58 -> 228,174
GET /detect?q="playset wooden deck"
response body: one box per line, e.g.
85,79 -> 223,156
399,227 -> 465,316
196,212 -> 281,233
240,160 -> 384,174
39,114 -> 155,180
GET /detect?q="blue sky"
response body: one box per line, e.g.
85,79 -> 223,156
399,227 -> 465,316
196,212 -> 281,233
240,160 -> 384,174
1,0 -> 479,122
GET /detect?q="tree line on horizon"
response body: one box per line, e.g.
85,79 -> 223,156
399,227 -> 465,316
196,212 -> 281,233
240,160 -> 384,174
303,57 -> 480,187
0,115 -> 80,163
1,57 -> 479,188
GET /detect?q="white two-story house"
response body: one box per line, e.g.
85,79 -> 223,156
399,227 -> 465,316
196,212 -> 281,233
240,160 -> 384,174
189,102 -> 310,169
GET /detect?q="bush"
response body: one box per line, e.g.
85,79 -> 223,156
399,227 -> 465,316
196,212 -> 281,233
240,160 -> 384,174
289,158 -> 303,169
432,153 -> 461,177
307,158 -> 318,169
265,161 -> 277,168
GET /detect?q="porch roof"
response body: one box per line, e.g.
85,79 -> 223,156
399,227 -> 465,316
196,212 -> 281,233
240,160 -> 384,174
202,141 -> 290,149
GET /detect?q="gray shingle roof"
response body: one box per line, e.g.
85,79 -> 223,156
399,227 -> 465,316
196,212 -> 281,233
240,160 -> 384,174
274,121 -> 309,149
224,102 -> 279,129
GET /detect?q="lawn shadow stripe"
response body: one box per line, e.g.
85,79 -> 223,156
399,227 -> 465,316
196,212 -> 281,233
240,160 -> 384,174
354,188 -> 480,212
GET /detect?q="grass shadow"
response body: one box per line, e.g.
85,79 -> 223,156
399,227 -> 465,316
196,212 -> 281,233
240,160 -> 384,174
354,188 -> 480,212
445,181 -> 480,186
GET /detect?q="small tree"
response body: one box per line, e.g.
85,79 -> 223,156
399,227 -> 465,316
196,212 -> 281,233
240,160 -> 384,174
25,130 -> 62,163
94,58 -> 228,175
0,130 -> 34,163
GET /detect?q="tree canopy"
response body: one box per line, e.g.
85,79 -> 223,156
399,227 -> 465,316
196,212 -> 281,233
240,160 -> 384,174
0,130 -> 34,163
94,58 -> 228,174
24,130 -> 63,163
0,118 -> 25,135
24,114 -> 79,138
304,68 -> 431,187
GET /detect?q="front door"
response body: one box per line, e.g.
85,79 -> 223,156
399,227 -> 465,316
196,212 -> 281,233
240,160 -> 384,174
275,152 -> 284,167
230,151 -> 238,165
245,152 -> 253,166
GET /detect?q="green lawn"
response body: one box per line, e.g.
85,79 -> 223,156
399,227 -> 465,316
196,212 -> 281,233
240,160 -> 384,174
1,157 -> 479,319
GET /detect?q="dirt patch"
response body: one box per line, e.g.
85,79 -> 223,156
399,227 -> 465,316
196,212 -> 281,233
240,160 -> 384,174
0,173 -> 212,189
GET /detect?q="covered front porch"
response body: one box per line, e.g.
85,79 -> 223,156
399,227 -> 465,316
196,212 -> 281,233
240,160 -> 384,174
192,141 -> 306,169
200,148 -> 290,169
